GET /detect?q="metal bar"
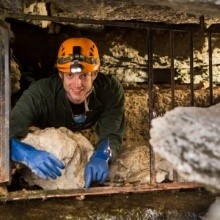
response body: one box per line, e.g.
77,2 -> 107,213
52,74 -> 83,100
5,13 -> 202,31
189,31 -> 195,106
0,21 -> 10,184
0,182 -> 201,202
208,30 -> 213,105
170,30 -> 175,108
147,28 -> 156,184
170,30 -> 178,182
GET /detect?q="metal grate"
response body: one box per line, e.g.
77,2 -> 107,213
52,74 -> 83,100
147,27 -> 199,184
147,20 -> 220,185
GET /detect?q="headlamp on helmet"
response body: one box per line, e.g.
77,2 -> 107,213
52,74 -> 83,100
70,46 -> 83,73
70,61 -> 83,73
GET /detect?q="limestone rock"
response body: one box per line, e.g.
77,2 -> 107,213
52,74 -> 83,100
10,56 -> 21,94
150,103 -> 220,193
0,186 -> 8,196
109,144 -> 178,184
205,197 -> 220,220
109,145 -> 150,184
23,2 -> 51,28
155,154 -> 175,183
21,127 -> 94,190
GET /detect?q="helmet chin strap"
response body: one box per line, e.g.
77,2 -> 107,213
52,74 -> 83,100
84,73 -> 96,111
84,86 -> 94,111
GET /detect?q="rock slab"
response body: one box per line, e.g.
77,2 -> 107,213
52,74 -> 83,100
150,103 -> 220,193
21,127 -> 94,190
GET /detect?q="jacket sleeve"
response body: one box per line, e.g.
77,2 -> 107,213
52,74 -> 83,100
10,85 -> 45,139
95,77 -> 125,162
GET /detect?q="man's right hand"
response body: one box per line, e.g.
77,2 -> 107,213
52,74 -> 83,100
10,137 -> 65,180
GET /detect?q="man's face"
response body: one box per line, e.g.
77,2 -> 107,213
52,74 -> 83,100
60,71 -> 97,104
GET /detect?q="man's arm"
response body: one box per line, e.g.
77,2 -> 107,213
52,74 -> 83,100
84,76 -> 125,188
95,76 -> 125,161
10,84 -> 47,139
10,82 -> 65,179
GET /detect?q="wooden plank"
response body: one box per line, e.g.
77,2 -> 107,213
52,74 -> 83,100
0,182 -> 201,202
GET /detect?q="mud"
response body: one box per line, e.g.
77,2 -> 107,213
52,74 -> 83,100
0,189 -> 215,220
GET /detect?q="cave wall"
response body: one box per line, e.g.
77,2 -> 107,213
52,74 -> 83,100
2,0 -> 220,24
4,1 -> 220,92
8,17 -> 220,88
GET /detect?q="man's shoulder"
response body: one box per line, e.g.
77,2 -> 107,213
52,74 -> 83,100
28,74 -> 62,92
93,73 -> 124,107
95,73 -> 123,92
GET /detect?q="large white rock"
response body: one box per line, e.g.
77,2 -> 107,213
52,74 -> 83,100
21,127 -> 94,190
205,197 -> 220,220
150,103 -> 220,193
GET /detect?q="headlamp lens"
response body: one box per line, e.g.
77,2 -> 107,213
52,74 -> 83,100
70,62 -> 83,73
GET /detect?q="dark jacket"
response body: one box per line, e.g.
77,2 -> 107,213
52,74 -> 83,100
10,73 -> 125,161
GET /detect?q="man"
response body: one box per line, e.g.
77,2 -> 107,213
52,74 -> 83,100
10,38 -> 125,188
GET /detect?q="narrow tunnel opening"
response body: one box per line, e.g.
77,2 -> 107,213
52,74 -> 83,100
2,15 -> 220,197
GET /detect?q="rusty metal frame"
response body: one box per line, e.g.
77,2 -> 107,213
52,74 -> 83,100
0,182 -> 201,202
0,21 -> 10,184
1,13 -> 216,198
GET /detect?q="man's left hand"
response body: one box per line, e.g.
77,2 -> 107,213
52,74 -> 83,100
84,139 -> 112,188
84,157 -> 109,188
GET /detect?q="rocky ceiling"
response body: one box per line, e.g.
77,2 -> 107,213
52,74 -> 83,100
1,0 -> 220,27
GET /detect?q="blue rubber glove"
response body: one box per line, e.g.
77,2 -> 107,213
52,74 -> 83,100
10,137 -> 65,180
84,139 -> 112,188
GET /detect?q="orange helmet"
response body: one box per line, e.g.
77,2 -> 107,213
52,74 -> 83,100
56,38 -> 100,73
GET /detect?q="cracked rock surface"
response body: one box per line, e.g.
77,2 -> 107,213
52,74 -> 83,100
150,103 -> 220,193
21,127 -> 93,190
